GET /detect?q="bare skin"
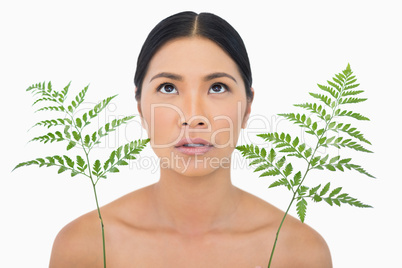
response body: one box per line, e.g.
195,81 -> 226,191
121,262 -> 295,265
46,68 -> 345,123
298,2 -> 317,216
49,37 -> 332,267
50,185 -> 331,267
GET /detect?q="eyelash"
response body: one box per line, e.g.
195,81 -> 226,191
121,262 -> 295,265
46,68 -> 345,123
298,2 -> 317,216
156,82 -> 230,94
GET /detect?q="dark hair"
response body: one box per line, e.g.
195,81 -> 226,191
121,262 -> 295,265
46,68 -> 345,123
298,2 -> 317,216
134,11 -> 253,102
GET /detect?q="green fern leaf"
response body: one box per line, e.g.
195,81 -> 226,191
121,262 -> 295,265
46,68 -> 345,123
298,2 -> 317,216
283,163 -> 293,177
329,187 -> 342,197
291,171 -> 302,186
31,118 -> 72,129
344,163 -> 375,178
303,148 -> 312,158
66,141 -> 76,150
318,84 -> 339,99
101,139 -> 149,176
32,97 -> 58,106
249,158 -> 266,166
294,103 -> 328,121
268,178 -> 290,189
340,97 -> 367,104
341,90 -> 364,97
335,109 -> 370,121
320,182 -> 331,196
13,160 -> 40,171
253,163 -> 270,172
298,185 -> 309,196
344,83 -> 360,90
309,92 -> 334,107
309,184 -> 321,196
90,116 -> 135,146
60,82 -> 71,101
35,105 -> 66,113
68,85 -> 89,113
327,80 -> 341,92
260,169 -> 281,177
275,156 -> 286,169
30,132 -> 67,144
88,95 -> 117,120
333,123 -> 372,144
296,198 -> 308,223
58,166 -> 68,174
63,155 -> 74,169
324,197 -> 333,206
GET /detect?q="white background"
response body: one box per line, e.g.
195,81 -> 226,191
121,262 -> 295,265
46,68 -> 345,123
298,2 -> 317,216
1,0 -> 401,267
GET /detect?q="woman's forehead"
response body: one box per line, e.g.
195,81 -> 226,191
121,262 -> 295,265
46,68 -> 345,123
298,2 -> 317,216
144,37 -> 241,81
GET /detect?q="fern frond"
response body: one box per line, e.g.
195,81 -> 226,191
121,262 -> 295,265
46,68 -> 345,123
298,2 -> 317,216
290,171 -> 302,187
334,109 -> 370,121
341,90 -> 364,97
268,178 -> 290,189
87,95 -> 117,120
32,97 -> 58,106
318,84 -> 339,99
344,83 -> 360,90
326,136 -> 373,153
257,133 -> 305,159
309,92 -> 334,108
60,82 -> 71,101
31,118 -> 72,129
344,163 -> 375,178
308,183 -> 372,208
331,123 -> 372,144
296,198 -> 308,223
27,81 -> 65,104
90,116 -> 135,149
100,139 -> 149,179
35,105 -> 66,113
30,131 -> 67,144
67,85 -> 89,114
314,157 -> 375,178
13,155 -> 83,177
340,97 -> 367,104
293,103 -> 329,121
278,113 -> 321,137
260,169 -> 281,177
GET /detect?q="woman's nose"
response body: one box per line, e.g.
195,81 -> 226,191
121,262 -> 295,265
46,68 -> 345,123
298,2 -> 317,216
181,117 -> 208,128
179,94 -> 210,128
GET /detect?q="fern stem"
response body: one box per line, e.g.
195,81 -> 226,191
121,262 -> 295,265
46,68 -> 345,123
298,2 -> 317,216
267,195 -> 296,268
83,143 -> 107,268
69,104 -> 107,268
91,178 -> 106,268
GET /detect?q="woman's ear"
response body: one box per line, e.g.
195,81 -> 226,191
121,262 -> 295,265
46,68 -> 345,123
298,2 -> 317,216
241,87 -> 254,129
135,87 -> 146,130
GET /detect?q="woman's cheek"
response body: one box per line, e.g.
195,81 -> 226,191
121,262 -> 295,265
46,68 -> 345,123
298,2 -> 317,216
211,107 -> 242,149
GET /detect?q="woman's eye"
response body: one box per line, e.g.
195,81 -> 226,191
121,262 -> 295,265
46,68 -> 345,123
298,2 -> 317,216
209,83 -> 228,94
158,83 -> 177,94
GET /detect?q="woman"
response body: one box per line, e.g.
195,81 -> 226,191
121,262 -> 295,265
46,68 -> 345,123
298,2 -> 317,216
49,11 -> 332,267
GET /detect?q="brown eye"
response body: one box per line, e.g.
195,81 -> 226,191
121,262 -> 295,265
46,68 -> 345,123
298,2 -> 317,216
209,83 -> 228,94
159,83 -> 177,94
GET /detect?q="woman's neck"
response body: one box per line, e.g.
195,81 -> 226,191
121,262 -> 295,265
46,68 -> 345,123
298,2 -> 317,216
151,165 -> 243,236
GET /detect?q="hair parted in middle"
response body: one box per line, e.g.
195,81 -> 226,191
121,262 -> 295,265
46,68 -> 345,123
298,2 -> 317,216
134,11 -> 253,102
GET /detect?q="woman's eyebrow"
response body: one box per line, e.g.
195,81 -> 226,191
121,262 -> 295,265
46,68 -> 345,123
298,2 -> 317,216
204,72 -> 237,84
149,72 -> 183,82
149,72 -> 237,84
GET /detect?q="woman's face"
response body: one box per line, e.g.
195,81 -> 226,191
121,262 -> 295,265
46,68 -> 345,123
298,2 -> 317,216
138,37 -> 253,176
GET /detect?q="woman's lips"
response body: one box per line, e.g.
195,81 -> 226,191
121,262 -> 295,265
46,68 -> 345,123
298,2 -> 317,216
174,138 -> 213,155
175,137 -> 213,147
174,145 -> 213,155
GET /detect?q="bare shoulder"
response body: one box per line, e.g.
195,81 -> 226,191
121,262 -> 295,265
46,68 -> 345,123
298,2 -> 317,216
279,215 -> 333,267
49,209 -> 103,268
238,189 -> 332,267
49,185 -> 152,268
